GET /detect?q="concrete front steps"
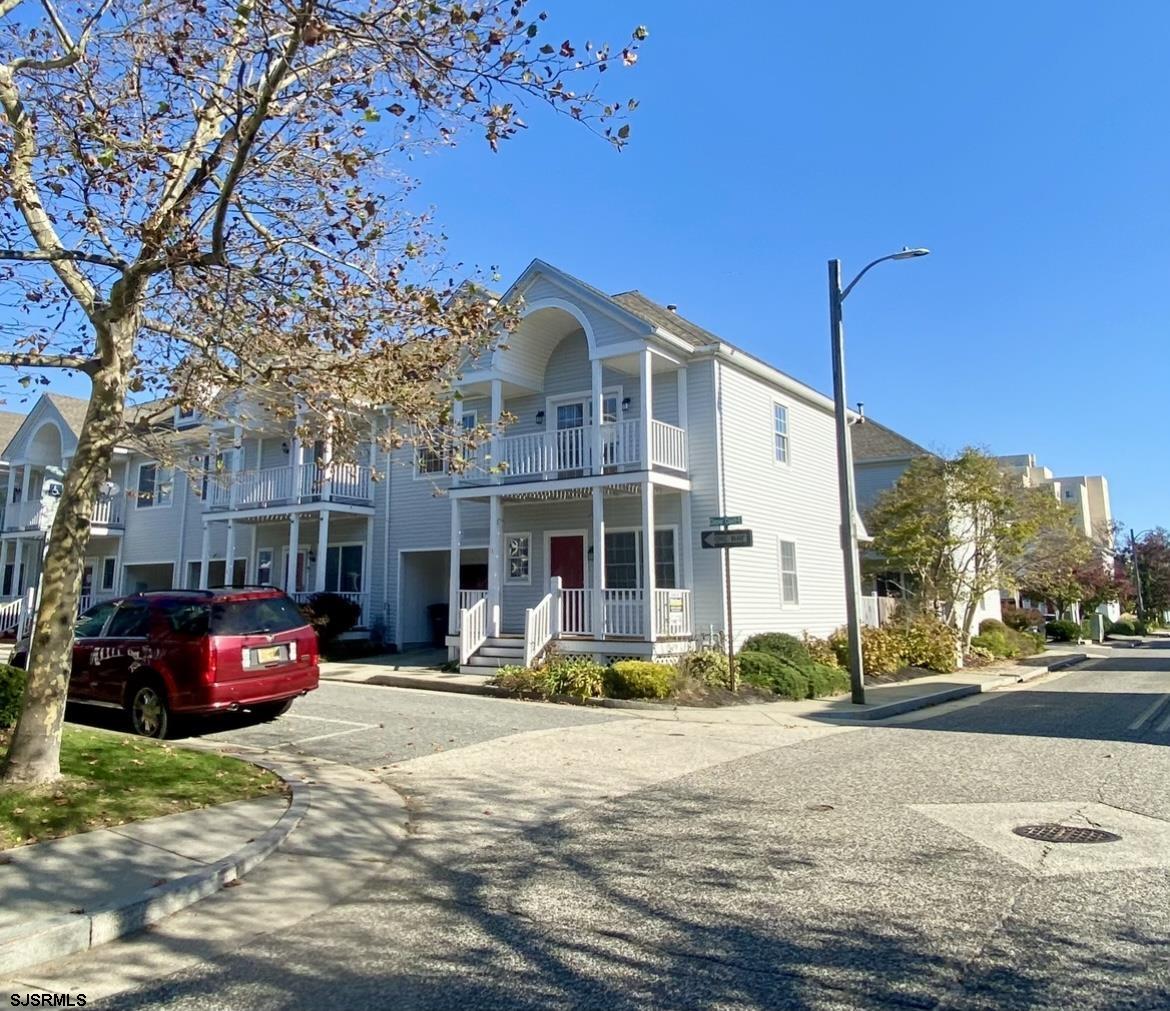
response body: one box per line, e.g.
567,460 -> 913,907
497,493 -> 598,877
460,635 -> 525,675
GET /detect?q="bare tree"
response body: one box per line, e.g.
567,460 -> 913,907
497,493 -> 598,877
0,0 -> 646,784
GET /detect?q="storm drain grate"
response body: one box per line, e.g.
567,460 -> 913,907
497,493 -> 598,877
1012,823 -> 1121,844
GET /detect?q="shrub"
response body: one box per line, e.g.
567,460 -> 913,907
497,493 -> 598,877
804,663 -> 850,698
542,654 -> 606,699
604,661 -> 677,700
488,665 -> 550,695
0,663 -> 26,729
860,626 -> 907,675
979,618 -> 1008,636
801,632 -> 842,670
1002,603 -> 1044,631
736,651 -> 809,700
299,592 -> 361,645
972,626 -> 1045,659
899,615 -> 960,673
676,649 -> 730,689
1046,619 -> 1082,642
741,632 -> 813,668
1109,619 -> 1144,636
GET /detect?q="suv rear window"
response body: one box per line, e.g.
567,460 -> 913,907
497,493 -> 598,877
209,596 -> 308,636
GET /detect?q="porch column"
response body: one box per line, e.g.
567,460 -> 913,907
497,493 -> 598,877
289,417 -> 302,501
448,497 -> 461,635
641,478 -> 656,641
677,366 -> 689,469
681,489 -> 695,592
591,485 -> 606,637
489,379 -> 502,484
487,493 -> 502,636
198,522 -> 211,589
320,422 -> 334,503
451,397 -> 463,488
228,424 -> 242,509
224,519 -> 237,586
20,463 -> 31,516
363,515 -> 373,624
286,512 -> 301,592
590,358 -> 604,475
639,348 -> 653,470
315,509 -> 330,592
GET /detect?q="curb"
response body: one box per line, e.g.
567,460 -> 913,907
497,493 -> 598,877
0,757 -> 308,975
1011,652 -> 1088,684
817,683 -> 984,722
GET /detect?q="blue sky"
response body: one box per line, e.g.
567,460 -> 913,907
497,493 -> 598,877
408,0 -> 1168,532
14,1 -> 1167,530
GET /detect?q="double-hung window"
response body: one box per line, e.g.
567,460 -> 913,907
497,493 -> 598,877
325,545 -> 364,593
779,539 -> 799,605
604,529 -> 678,589
136,462 -> 173,509
773,403 -> 790,464
506,534 -> 531,583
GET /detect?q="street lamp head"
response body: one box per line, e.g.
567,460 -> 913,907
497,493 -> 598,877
892,247 -> 930,260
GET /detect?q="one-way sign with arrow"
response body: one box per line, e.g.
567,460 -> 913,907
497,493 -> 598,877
701,528 -> 753,549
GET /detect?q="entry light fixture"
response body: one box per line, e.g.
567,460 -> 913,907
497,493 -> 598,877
621,397 -> 632,413
535,410 -> 546,426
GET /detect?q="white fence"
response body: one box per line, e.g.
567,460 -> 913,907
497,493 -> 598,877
860,593 -> 898,628
649,420 -> 687,471
460,595 -> 487,665
3,496 -> 123,532
208,463 -> 374,510
290,590 -> 370,625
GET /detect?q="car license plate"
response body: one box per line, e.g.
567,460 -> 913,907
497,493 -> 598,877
255,645 -> 283,665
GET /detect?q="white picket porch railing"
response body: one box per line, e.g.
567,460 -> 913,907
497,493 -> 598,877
0,597 -> 23,636
523,576 -> 562,667
601,588 -> 645,638
454,589 -> 487,631
460,595 -> 488,665
560,587 -> 592,635
290,590 -> 370,625
653,588 -> 694,638
3,496 -> 124,532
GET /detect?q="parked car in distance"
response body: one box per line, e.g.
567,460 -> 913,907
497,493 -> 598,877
11,587 -> 320,738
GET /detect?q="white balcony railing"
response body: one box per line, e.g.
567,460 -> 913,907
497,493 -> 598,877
206,463 -> 374,511
2,496 -> 124,532
650,420 -> 687,471
463,420 -> 682,483
560,587 -> 592,635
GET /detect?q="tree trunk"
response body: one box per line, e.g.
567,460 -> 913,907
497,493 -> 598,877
1,339 -> 131,786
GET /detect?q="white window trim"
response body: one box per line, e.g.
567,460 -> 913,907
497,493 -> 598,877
773,402 -> 791,466
602,525 -> 681,589
134,461 -> 174,510
100,555 -> 117,592
778,537 -> 799,607
505,531 -> 532,585
414,444 -> 449,480
175,406 -> 199,427
255,547 -> 275,586
462,409 -> 478,429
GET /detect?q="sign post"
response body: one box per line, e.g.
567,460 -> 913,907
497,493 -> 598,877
702,517 -> 753,691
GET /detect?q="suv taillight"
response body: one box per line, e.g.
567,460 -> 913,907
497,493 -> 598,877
202,637 -> 218,684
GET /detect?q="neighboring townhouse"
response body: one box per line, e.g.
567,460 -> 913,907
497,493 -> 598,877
851,416 -> 1002,629
1,258 -> 861,667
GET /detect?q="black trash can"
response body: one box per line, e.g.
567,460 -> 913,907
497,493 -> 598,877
427,603 -> 450,647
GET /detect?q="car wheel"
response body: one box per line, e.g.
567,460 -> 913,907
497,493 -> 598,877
255,698 -> 295,721
128,681 -> 170,739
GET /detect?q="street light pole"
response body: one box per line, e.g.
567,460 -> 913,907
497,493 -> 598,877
828,248 -> 930,706
828,260 -> 866,705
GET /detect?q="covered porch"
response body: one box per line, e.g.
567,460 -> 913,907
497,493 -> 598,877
198,506 -> 374,627
449,474 -> 695,666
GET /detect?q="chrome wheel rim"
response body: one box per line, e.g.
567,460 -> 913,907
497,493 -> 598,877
133,687 -> 164,736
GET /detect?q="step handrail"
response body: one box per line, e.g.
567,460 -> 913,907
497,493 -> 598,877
459,595 -> 488,666
523,576 -> 562,668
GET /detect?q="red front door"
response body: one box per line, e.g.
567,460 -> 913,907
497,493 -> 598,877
549,535 -> 586,633
549,535 -> 585,588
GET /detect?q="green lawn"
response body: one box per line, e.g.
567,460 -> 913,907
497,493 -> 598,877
0,727 -> 283,849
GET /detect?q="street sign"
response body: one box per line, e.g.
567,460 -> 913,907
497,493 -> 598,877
708,515 -> 743,527
701,529 -> 753,549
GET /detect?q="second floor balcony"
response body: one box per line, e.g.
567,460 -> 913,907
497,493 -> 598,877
457,418 -> 687,485
205,462 -> 374,512
2,494 -> 124,533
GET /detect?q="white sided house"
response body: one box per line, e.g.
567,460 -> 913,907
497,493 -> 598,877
393,259 -> 851,672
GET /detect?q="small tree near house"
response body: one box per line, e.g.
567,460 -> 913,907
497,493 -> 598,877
0,0 -> 648,785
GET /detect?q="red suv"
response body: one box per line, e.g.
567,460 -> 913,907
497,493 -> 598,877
12,587 -> 320,738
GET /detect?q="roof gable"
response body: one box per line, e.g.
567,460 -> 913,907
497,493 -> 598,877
850,418 -> 932,463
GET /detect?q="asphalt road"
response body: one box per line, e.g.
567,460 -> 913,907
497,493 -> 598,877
66,647 -> 1170,1008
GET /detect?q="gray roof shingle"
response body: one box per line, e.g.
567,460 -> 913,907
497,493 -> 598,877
850,418 -> 931,462
609,291 -> 719,349
0,411 -> 25,459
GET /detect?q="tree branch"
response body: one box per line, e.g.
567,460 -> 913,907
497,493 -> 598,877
0,350 -> 97,372
0,247 -> 126,270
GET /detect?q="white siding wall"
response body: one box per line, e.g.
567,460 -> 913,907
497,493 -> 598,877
716,362 -> 847,642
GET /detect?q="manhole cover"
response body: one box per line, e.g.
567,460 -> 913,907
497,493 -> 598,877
1012,823 -> 1121,844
